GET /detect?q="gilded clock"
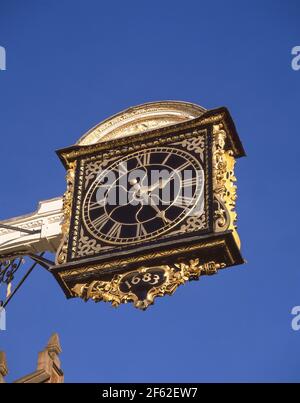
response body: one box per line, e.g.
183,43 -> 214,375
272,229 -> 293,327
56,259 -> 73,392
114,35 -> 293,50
53,105 -> 245,310
82,147 -> 205,245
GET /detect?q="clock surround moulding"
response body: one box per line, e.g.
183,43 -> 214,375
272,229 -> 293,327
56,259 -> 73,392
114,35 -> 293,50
50,104 -> 246,310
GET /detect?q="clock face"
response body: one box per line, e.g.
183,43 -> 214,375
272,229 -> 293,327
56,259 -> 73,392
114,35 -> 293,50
82,147 -> 205,245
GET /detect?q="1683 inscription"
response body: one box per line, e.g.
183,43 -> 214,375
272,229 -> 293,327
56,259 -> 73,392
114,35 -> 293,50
119,268 -> 166,302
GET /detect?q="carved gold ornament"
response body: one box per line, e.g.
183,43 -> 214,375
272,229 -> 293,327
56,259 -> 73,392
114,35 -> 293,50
71,260 -> 226,310
212,123 -> 239,247
56,161 -> 76,265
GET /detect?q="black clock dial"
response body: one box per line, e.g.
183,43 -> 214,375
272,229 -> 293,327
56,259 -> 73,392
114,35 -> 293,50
82,147 -> 204,244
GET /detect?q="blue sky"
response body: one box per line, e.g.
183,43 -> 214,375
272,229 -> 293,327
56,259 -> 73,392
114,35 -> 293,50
0,0 -> 300,382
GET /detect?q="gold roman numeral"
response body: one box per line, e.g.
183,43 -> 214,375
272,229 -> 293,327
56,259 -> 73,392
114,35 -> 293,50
173,195 -> 194,207
106,222 -> 122,238
91,213 -> 108,230
177,160 -> 191,172
89,201 -> 105,211
136,223 -> 148,237
136,152 -> 151,166
115,162 -> 128,176
162,152 -> 171,165
181,177 -> 198,187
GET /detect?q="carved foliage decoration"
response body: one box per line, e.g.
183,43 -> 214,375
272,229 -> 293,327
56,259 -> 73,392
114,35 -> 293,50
77,228 -> 102,257
212,124 -> 238,244
56,161 -> 77,265
72,259 -> 226,310
179,130 -> 205,158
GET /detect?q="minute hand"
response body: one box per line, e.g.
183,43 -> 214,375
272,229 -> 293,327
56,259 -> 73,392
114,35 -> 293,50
148,170 -> 178,193
140,192 -> 171,224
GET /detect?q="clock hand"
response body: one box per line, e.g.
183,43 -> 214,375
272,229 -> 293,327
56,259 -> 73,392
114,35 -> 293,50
105,185 -> 133,216
138,175 -> 174,195
140,192 -> 171,224
156,209 -> 172,224
143,171 -> 178,196
130,168 -> 177,196
158,170 -> 178,189
129,179 -> 171,224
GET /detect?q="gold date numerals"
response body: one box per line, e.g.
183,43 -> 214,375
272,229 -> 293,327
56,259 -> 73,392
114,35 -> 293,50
119,268 -> 166,296
125,272 -> 159,289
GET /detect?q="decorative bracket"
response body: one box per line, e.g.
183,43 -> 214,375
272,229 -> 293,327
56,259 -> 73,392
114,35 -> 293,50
0,253 -> 54,308
72,260 -> 226,310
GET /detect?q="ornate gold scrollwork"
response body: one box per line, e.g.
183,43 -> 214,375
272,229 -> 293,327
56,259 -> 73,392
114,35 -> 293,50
212,124 -> 239,247
56,161 -> 77,265
71,259 -> 226,310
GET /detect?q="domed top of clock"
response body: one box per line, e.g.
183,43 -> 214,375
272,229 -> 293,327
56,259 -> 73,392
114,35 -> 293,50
76,100 -> 206,145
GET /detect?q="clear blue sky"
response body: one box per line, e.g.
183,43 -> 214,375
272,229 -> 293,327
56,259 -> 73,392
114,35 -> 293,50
0,0 -> 300,382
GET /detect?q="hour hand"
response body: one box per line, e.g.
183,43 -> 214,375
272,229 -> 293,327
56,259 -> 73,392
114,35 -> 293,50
156,209 -> 171,224
146,194 -> 171,223
149,174 -> 176,193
